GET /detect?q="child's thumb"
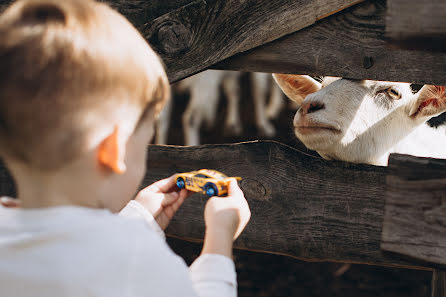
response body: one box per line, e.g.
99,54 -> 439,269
228,178 -> 242,195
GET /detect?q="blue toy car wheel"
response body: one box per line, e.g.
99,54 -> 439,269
204,183 -> 218,197
176,177 -> 185,189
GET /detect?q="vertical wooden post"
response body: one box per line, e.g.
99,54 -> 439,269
432,269 -> 446,297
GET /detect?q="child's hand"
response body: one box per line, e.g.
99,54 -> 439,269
135,175 -> 191,230
201,179 -> 251,257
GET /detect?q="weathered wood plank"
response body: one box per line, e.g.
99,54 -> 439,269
432,269 -> 446,297
0,0 -> 363,82
2,142 -> 444,270
382,154 -> 446,267
141,141 -> 424,269
215,0 -> 446,86
386,0 -> 446,51
140,0 -> 363,82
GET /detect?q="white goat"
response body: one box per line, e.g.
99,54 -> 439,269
155,70 -> 289,146
179,70 -> 241,146
250,72 -> 286,137
273,74 -> 446,166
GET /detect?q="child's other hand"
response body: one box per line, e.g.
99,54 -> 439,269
204,179 -> 251,240
135,175 -> 191,230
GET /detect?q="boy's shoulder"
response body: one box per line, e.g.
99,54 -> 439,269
0,204 -> 177,269
0,205 -> 162,249
0,205 -> 191,296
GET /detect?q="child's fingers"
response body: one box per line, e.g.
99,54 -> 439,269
228,178 -> 243,197
180,188 -> 193,199
165,193 -> 187,218
147,191 -> 178,205
147,175 -> 178,192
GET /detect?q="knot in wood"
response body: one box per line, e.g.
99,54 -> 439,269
424,205 -> 446,227
240,178 -> 268,201
157,21 -> 191,54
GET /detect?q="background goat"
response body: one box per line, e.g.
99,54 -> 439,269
156,70 -> 287,146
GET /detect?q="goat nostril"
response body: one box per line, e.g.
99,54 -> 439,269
307,102 -> 325,114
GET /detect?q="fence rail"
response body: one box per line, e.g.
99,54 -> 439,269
215,0 -> 446,86
2,141 -> 445,270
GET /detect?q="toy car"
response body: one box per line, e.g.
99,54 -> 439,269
175,169 -> 242,197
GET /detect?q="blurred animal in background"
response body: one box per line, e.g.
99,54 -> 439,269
273,74 -> 446,166
250,72 -> 286,137
179,70 -> 241,146
155,70 -> 291,146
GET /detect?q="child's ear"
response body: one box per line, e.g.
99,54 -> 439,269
409,85 -> 446,119
97,126 -> 127,174
272,74 -> 321,105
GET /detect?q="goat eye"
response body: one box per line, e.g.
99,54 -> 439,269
386,88 -> 401,99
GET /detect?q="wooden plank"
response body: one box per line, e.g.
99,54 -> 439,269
140,0 -> 363,82
2,142 -> 443,269
382,154 -> 446,267
214,0 -> 446,86
0,0 -> 363,82
432,269 -> 446,297
141,141 -> 426,269
386,0 -> 446,51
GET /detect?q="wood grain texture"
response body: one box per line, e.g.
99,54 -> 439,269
382,154 -> 446,267
141,141 -> 427,269
1,141 -> 444,270
0,0 -> 362,82
432,269 -> 446,297
215,0 -> 446,86
386,0 -> 446,51
141,0 -> 363,82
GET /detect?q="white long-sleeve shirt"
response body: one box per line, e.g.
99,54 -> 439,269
0,199 -> 237,297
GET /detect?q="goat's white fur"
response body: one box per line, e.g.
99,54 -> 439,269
179,70 -> 241,146
251,72 -> 285,137
155,70 -> 289,146
273,74 -> 446,166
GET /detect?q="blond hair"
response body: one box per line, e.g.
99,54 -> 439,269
0,0 -> 169,170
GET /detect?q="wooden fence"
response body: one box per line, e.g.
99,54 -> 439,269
1,142 -> 445,271
1,0 -> 446,295
2,0 -> 445,84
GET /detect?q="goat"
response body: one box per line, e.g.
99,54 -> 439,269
251,72 -> 286,137
178,70 -> 241,146
155,70 -> 290,146
273,74 -> 446,166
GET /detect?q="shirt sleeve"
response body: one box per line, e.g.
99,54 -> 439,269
123,202 -> 237,297
119,200 -> 165,239
189,254 -> 237,297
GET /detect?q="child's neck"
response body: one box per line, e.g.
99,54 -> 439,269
6,157 -> 104,209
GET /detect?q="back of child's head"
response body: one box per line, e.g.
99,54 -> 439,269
0,0 -> 169,171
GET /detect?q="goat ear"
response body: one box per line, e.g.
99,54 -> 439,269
272,74 -> 321,105
409,85 -> 446,119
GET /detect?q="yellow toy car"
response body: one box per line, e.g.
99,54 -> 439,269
175,169 -> 242,197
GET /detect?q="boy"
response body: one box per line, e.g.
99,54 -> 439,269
0,0 -> 251,296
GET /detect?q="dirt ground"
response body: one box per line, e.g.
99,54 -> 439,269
163,72 -> 433,297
